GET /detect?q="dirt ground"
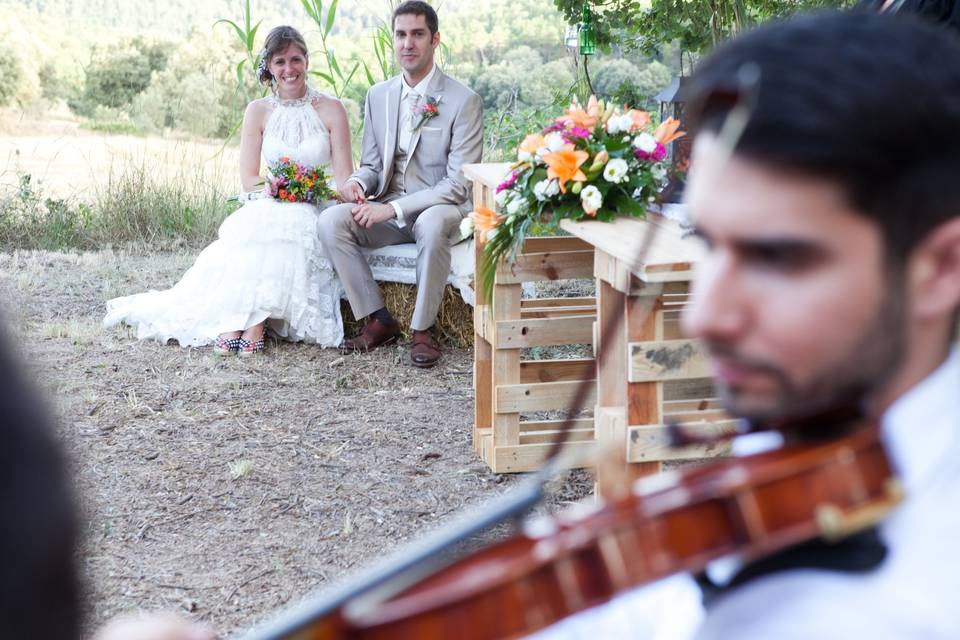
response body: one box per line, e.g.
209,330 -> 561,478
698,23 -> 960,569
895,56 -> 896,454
1,249 -> 594,637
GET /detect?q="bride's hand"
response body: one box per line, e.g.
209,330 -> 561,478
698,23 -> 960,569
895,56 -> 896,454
94,613 -> 216,640
340,181 -> 367,204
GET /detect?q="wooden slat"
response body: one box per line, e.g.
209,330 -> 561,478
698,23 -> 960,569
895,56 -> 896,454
492,282 -> 522,447
496,250 -> 594,284
488,440 -> 595,473
463,162 -> 512,191
626,421 -> 738,462
662,409 -> 729,423
519,358 -> 595,384
518,428 -> 595,444
521,296 -> 595,308
518,418 -> 595,433
495,315 -> 594,348
496,380 -> 597,413
522,236 -> 594,253
663,398 -> 723,413
521,305 -> 597,319
628,338 -> 710,383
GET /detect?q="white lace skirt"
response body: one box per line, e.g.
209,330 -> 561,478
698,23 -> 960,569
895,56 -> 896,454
104,198 -> 344,347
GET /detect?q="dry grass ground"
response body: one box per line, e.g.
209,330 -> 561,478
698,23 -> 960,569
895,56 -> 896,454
1,249 -> 591,638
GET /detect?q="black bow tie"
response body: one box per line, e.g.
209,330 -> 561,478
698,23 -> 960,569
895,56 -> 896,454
696,527 -> 889,607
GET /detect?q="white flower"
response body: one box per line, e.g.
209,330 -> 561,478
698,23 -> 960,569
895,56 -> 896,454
545,132 -> 567,152
606,114 -> 633,135
581,185 -> 603,214
518,149 -> 533,163
633,133 -> 657,153
533,178 -> 560,201
459,216 -> 475,240
603,158 -> 629,184
506,197 -> 525,215
652,164 -> 667,182
495,189 -> 509,207
487,227 -> 499,241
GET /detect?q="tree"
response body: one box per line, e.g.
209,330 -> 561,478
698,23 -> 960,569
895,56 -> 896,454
553,0 -> 851,55
78,38 -> 172,113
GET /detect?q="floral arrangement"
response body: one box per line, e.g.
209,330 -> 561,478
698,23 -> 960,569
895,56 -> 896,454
266,157 -> 336,204
412,95 -> 442,131
464,96 -> 684,303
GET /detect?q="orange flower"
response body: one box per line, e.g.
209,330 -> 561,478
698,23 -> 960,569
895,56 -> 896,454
627,109 -> 651,132
556,95 -> 601,130
471,206 -> 505,243
518,133 -> 545,159
278,189 -> 288,199
654,117 -> 686,145
542,146 -> 589,193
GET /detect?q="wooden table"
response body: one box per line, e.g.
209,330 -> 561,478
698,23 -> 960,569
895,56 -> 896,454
463,162 -> 732,479
560,215 -> 735,488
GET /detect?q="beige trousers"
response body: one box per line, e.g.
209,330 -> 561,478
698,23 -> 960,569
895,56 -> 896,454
318,199 -> 462,331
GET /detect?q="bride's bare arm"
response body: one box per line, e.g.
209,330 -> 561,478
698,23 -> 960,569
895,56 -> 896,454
239,100 -> 268,192
316,98 -> 355,188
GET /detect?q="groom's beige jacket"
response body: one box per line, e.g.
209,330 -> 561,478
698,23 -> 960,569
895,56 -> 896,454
350,68 -> 483,220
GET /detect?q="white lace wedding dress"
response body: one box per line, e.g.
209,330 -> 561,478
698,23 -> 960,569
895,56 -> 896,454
104,88 -> 344,347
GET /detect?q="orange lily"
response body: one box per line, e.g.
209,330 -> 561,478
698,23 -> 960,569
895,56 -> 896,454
627,109 -> 651,132
654,117 -> 686,145
557,95 -> 601,130
518,133 -> 545,158
542,146 -> 589,193
471,206 -> 505,243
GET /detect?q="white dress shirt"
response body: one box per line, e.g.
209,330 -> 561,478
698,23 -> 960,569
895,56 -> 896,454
349,64 -> 437,228
530,350 -> 960,639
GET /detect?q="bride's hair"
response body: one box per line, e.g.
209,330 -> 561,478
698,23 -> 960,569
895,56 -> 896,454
258,26 -> 309,87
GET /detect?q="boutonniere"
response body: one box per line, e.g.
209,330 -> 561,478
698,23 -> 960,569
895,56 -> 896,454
411,94 -> 442,131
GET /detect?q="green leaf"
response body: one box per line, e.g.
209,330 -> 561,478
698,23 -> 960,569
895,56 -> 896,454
247,21 -> 262,51
235,60 -> 246,86
300,0 -> 320,23
214,19 -> 246,46
361,61 -> 375,86
324,0 -> 339,39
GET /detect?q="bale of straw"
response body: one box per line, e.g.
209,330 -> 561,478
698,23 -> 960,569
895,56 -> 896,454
340,283 -> 474,347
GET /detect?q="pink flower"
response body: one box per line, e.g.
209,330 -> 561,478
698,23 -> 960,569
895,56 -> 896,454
634,142 -> 667,162
496,171 -> 519,194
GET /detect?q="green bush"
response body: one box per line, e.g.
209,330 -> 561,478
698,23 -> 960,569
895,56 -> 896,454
0,53 -> 23,107
75,38 -> 172,115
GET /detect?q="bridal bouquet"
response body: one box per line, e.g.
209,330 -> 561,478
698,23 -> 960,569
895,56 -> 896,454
469,96 -> 684,302
266,157 -> 336,205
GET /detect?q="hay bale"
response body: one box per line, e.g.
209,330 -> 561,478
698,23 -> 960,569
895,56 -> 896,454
340,283 -> 474,348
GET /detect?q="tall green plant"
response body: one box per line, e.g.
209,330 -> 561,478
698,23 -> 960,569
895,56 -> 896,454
214,0 -> 264,104
301,0 -> 361,98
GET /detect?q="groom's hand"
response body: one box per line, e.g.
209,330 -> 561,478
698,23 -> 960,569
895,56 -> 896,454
352,203 -> 396,228
340,181 -> 367,204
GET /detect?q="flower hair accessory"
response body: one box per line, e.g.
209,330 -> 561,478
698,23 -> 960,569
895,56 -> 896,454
257,48 -> 271,80
411,94 -> 442,131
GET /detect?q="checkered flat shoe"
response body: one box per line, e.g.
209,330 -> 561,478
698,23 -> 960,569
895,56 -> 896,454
213,335 -> 242,356
237,336 -> 265,357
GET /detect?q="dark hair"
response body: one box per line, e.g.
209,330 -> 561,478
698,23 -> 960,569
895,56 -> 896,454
258,25 -> 309,86
0,323 -> 80,638
687,11 -> 960,261
392,1 -> 439,35
859,0 -> 960,34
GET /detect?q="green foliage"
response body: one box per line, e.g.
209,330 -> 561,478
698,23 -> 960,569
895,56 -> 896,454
0,167 -> 236,252
553,0 -> 851,55
75,37 -> 172,114
0,53 -> 22,107
591,58 -> 672,109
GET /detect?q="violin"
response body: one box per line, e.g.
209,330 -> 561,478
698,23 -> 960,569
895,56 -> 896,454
244,415 -> 902,640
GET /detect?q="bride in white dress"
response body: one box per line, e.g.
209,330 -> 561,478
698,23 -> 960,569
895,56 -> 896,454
104,26 -> 353,355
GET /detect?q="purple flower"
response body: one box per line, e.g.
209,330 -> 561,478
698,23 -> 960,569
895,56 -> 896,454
496,171 -> 519,194
563,127 -> 592,141
634,142 -> 668,163
542,122 -> 565,134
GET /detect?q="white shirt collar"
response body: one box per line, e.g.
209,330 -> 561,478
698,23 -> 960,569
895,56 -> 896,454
401,64 -> 437,100
882,348 -> 960,494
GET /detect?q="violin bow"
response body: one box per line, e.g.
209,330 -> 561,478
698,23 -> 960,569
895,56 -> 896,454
244,67 -> 761,640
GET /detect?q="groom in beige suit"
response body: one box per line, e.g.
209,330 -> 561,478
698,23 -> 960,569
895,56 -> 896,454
319,1 -> 483,368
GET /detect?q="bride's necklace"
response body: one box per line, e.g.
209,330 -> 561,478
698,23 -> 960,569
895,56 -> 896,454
273,85 -> 314,107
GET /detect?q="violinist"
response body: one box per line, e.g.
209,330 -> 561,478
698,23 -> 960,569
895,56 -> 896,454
541,10 -> 960,639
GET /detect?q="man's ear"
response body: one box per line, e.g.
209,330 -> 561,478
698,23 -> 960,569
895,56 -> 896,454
432,31 -> 441,49
908,216 -> 960,320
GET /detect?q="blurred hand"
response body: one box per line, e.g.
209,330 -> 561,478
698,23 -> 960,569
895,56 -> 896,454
94,613 -> 216,640
339,180 -> 367,204
352,202 -> 396,228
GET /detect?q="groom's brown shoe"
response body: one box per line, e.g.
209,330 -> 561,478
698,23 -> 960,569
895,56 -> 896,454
341,317 -> 401,353
410,329 -> 441,368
